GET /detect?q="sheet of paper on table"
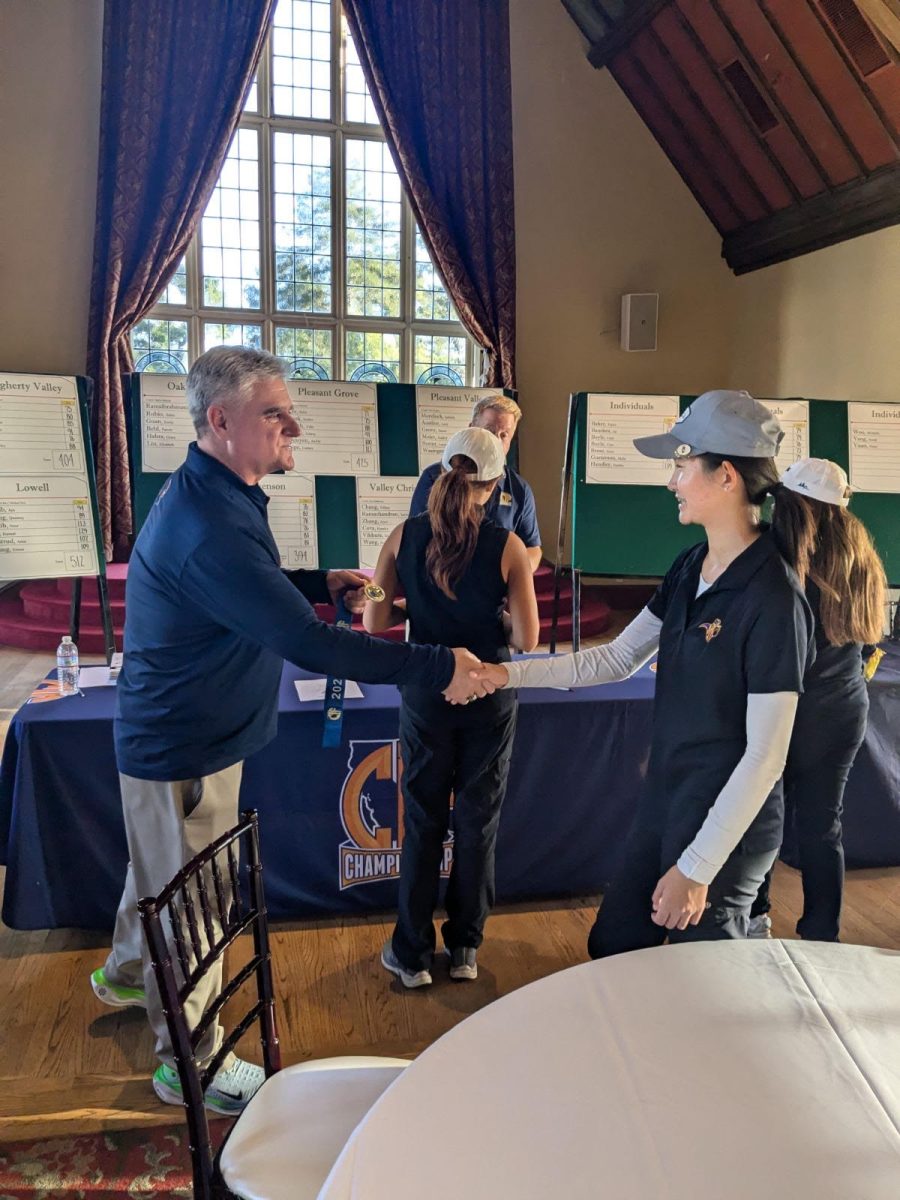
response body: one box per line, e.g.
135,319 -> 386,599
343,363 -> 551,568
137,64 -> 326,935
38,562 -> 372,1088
294,679 -> 364,702
78,666 -> 116,687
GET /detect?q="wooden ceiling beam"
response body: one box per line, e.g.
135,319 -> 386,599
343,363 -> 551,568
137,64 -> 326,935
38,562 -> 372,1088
584,0 -> 672,68
722,161 -> 900,271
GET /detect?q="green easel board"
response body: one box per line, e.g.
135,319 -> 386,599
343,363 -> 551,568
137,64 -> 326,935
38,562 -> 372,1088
807,398 -> 900,586
571,393 -> 698,577
128,375 -> 518,569
570,392 -> 900,584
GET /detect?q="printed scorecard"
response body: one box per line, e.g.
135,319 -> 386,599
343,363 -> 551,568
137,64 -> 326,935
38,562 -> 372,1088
0,373 -> 101,580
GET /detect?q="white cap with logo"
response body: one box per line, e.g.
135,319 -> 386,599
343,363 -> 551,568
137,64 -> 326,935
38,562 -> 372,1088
781,457 -> 850,507
441,427 -> 505,481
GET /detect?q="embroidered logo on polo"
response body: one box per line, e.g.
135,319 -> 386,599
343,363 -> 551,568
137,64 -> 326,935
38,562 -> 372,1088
699,618 -> 723,643
338,739 -> 454,890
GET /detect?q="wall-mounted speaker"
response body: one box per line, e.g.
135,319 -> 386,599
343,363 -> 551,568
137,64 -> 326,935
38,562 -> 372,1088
620,293 -> 658,352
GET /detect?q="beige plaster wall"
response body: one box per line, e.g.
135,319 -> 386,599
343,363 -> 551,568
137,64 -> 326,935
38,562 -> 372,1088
0,0 -> 103,375
1,0 -> 895,544
509,0 -> 737,545
727,226 -> 900,404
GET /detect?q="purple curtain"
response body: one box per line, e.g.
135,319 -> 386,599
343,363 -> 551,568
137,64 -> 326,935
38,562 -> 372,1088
342,0 -> 517,389
86,0 -> 275,558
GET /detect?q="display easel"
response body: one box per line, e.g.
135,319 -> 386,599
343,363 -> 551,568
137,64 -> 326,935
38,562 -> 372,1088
0,371 -> 116,663
551,391 -> 900,649
550,393 -> 581,653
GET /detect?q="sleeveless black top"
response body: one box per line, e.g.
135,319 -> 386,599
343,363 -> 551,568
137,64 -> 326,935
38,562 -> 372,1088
396,513 -> 510,666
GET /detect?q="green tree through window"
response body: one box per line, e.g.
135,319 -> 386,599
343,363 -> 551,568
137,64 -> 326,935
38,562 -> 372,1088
132,0 -> 474,386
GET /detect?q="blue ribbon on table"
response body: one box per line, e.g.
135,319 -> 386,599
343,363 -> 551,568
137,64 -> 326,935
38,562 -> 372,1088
322,591 -> 353,747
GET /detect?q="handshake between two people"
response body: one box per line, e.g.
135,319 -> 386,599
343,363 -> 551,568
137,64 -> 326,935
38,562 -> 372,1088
328,572 -> 507,707
443,651 -> 510,706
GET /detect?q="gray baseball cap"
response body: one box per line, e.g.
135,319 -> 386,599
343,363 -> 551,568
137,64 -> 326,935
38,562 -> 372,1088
633,390 -> 784,460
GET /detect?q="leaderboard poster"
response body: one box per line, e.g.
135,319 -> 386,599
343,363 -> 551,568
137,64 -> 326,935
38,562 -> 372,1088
0,372 -> 102,580
848,403 -> 900,493
415,385 -> 505,470
130,373 -> 519,570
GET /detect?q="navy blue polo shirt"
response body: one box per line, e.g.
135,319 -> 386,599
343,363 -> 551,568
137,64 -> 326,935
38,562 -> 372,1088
644,532 -> 814,856
116,444 -> 453,781
409,461 -> 541,548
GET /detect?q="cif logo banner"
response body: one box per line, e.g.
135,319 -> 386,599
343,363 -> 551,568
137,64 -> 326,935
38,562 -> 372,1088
339,739 -> 454,890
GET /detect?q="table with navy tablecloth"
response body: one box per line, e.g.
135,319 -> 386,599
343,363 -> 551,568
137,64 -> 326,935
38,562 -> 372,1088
1,645 -> 899,931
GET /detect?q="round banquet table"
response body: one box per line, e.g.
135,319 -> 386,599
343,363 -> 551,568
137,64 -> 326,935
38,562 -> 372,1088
317,940 -> 900,1199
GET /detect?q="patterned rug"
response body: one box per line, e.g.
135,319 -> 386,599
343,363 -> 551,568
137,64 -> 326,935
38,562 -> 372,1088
0,1122 -> 229,1199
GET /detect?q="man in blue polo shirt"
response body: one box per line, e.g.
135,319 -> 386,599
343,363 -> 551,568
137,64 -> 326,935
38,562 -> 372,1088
89,347 -> 488,1115
410,394 -> 542,571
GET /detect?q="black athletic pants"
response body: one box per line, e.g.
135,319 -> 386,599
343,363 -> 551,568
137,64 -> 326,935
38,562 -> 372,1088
392,688 -> 517,972
588,820 -> 778,959
750,681 -> 868,942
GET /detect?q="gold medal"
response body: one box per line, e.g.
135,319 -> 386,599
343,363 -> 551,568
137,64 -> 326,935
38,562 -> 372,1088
364,582 -> 386,603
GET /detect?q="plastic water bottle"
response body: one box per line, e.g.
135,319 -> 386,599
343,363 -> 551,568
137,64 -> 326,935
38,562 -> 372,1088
56,635 -> 79,694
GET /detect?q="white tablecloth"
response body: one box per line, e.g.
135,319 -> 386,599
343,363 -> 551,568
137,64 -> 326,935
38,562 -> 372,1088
318,940 -> 900,1199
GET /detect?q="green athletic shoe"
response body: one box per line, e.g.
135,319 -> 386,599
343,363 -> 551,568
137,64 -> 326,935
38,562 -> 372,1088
152,1059 -> 266,1116
90,967 -> 147,1009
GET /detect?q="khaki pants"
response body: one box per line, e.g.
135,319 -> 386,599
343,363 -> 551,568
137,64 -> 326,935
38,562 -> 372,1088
103,762 -> 244,1068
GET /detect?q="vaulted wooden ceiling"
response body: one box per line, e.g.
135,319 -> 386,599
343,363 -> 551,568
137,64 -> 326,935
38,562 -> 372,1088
562,0 -> 900,272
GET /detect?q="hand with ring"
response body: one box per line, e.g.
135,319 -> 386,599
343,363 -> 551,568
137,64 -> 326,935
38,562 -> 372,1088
444,649 -> 489,704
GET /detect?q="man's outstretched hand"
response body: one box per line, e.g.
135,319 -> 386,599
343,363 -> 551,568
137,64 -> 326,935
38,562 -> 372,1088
325,569 -> 369,614
444,648 -> 489,705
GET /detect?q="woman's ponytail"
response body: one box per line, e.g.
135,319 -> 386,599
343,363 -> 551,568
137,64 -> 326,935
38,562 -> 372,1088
697,453 -> 817,582
767,480 -> 818,585
426,458 -> 482,599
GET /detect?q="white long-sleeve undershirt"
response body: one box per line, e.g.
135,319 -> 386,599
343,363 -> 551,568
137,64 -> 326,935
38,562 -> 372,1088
501,607 -> 798,884
676,692 -> 797,883
503,606 -> 663,689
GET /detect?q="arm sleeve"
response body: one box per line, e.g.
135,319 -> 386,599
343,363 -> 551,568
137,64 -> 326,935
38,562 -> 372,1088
408,466 -> 437,518
181,529 -> 454,690
677,692 -> 798,884
503,606 -> 662,689
514,481 -> 541,548
282,568 -> 331,606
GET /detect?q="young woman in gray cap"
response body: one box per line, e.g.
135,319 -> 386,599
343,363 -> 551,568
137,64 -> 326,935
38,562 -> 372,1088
748,458 -> 886,942
471,390 -> 817,957
363,427 -> 539,986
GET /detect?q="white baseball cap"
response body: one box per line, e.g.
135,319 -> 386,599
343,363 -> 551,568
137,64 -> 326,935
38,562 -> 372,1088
441,427 -> 505,481
781,457 -> 850,507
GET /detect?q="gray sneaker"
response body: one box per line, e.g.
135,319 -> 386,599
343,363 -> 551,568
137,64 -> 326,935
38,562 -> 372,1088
381,941 -> 432,988
747,914 -> 772,939
446,946 -> 478,981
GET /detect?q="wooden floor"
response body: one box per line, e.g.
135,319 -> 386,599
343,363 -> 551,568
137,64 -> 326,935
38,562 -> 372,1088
1,643 -> 899,1142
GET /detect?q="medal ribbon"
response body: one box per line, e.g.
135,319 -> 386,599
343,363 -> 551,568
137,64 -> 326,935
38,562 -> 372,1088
322,592 -> 352,748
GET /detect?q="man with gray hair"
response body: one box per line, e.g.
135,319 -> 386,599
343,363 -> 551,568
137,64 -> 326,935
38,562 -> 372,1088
409,394 -> 542,571
90,347 -> 488,1114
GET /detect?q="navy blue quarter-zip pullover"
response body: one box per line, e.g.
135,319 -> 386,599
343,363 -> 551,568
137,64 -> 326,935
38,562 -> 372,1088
116,444 -> 453,779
